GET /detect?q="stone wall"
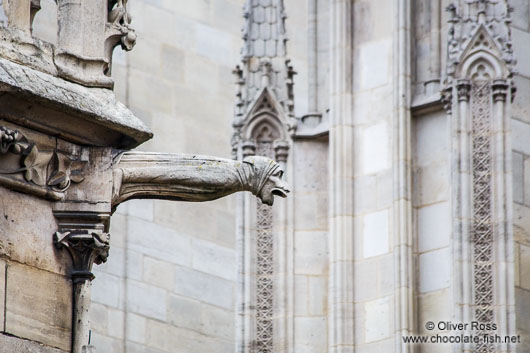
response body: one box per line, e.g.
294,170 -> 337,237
74,0 -> 311,352
88,0 -> 244,351
511,1 -> 530,349
0,187 -> 72,352
292,138 -> 328,353
353,0 -> 396,350
412,110 -> 451,353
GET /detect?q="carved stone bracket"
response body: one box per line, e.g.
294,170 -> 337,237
53,211 -> 110,283
0,125 -> 87,200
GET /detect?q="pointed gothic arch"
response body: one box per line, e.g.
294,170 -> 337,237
443,2 -> 516,352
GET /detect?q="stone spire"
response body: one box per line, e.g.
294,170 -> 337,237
232,0 -> 296,148
241,0 -> 287,59
232,1 -> 294,352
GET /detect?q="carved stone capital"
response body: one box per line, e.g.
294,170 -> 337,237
457,79 -> 471,102
273,140 -> 290,163
242,140 -> 257,158
53,212 -> 110,283
492,79 -> 509,102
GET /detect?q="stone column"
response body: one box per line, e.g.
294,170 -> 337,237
235,141 -> 255,353
273,140 -> 294,353
328,0 -> 354,351
56,0 -> 106,57
4,0 -> 31,33
55,0 -> 117,87
393,0 -> 415,352
53,211 -> 111,353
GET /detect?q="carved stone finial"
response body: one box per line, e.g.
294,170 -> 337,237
53,212 -> 111,283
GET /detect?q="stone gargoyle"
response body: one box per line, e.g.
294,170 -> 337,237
111,152 -> 290,209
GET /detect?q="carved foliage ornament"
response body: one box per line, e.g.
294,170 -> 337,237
106,0 -> 136,54
54,231 -> 110,283
0,126 -> 86,197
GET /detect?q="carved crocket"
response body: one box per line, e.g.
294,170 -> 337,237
111,152 -> 289,209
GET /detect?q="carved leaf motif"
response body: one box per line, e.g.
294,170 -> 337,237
48,152 -> 71,190
48,153 -> 87,190
23,145 -> 53,186
69,160 -> 86,184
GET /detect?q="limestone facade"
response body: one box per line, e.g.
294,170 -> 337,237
3,0 -> 530,353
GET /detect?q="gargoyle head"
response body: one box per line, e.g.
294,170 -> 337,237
243,156 -> 290,206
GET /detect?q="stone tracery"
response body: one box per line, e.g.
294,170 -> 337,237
443,1 -> 516,352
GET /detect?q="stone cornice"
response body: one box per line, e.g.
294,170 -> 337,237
0,57 -> 152,149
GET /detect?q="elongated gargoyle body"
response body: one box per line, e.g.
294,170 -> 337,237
112,152 -> 289,209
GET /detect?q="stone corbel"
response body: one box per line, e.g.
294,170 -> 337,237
0,125 -> 87,200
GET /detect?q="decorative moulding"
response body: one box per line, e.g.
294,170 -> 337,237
0,125 -> 87,200
0,57 -> 152,149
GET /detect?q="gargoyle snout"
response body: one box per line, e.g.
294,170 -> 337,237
272,179 -> 290,198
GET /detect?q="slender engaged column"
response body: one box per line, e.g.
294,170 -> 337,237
53,211 -> 111,353
328,1 -> 354,351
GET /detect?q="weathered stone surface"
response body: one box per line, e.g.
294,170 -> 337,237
0,333 -> 67,353
0,186 -> 70,275
5,263 -> 72,351
58,147 -> 114,211
0,259 -> 5,331
113,152 -> 289,207
0,57 -> 152,149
